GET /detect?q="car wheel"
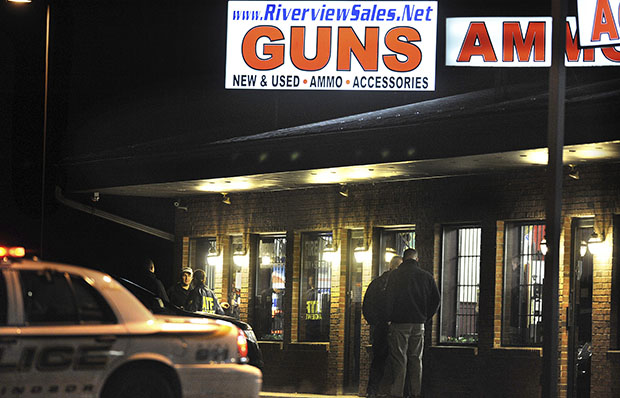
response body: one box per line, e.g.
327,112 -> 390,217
102,366 -> 175,398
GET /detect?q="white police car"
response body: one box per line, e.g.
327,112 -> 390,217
0,246 -> 262,398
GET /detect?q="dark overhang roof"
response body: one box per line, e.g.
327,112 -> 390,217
60,78 -> 620,197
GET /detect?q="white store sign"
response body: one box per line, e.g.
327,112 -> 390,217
577,0 -> 620,47
446,17 -> 620,67
226,1 -> 438,91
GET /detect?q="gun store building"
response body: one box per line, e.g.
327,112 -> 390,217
5,0 -> 620,396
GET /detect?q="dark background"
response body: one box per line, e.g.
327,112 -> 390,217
0,0 -> 607,285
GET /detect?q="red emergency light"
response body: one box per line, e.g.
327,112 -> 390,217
0,246 -> 26,258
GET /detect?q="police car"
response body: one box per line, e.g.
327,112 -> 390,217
0,246 -> 262,398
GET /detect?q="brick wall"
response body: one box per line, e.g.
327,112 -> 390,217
174,163 -> 620,396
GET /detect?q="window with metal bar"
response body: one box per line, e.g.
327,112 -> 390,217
440,226 -> 481,344
299,232 -> 333,342
502,222 -> 546,346
255,235 -> 286,340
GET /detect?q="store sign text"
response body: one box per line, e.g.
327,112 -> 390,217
226,1 -> 438,91
446,17 -> 620,67
577,0 -> 620,47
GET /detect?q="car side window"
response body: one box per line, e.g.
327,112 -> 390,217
70,275 -> 116,324
21,270 -> 77,324
0,272 -> 7,325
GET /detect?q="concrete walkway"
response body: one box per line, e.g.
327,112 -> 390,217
260,392 -> 359,398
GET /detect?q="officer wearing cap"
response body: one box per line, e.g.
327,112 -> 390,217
185,269 -> 224,315
168,267 -> 193,309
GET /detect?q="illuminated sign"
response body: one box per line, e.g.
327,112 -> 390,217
226,1 -> 438,91
446,17 -> 620,67
577,0 -> 620,47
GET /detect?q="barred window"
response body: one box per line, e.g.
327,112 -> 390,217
440,226 -> 481,344
255,235 -> 286,340
299,232 -> 333,342
189,237 -> 218,290
502,222 -> 546,346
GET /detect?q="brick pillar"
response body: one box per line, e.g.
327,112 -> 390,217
590,219 -> 613,397
182,236 -> 189,267
359,228 -> 374,396
493,221 -> 505,347
216,234 -> 227,302
479,219 -> 498,352
247,234 -> 258,324
289,232 -> 301,344
328,228 -> 347,394
558,217 -> 572,398
432,224 -> 441,345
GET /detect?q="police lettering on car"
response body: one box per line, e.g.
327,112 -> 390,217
0,245 -> 261,398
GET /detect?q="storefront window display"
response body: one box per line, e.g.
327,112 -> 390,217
300,232 -> 333,342
255,235 -> 286,340
502,222 -> 545,346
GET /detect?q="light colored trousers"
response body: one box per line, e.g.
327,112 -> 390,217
384,322 -> 425,397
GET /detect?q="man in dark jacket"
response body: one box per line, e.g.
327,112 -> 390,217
167,267 -> 193,309
137,258 -> 169,302
363,255 -> 402,398
384,248 -> 440,398
185,269 -> 224,315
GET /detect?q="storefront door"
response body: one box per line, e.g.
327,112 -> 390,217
568,218 -> 594,398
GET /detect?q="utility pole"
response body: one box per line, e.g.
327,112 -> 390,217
542,0 -> 567,396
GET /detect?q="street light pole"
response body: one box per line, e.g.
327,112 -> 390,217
9,0 -> 50,258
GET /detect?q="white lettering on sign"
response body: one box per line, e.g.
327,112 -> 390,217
577,0 -> 620,47
226,1 -> 438,91
446,17 -> 620,67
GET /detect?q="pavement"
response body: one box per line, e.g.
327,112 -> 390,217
260,392 -> 359,398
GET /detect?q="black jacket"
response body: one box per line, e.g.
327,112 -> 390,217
185,284 -> 224,315
167,282 -> 191,309
362,270 -> 392,325
386,259 -> 440,324
138,272 -> 170,303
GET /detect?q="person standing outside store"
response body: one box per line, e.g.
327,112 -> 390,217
185,269 -> 224,315
167,267 -> 193,309
138,258 -> 170,302
384,248 -> 439,398
363,255 -> 403,398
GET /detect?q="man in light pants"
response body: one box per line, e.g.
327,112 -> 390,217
383,248 -> 440,398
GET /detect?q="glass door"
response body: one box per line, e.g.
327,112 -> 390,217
568,218 -> 594,398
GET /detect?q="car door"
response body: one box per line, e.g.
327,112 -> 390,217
14,269 -> 128,397
0,269 -> 26,389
